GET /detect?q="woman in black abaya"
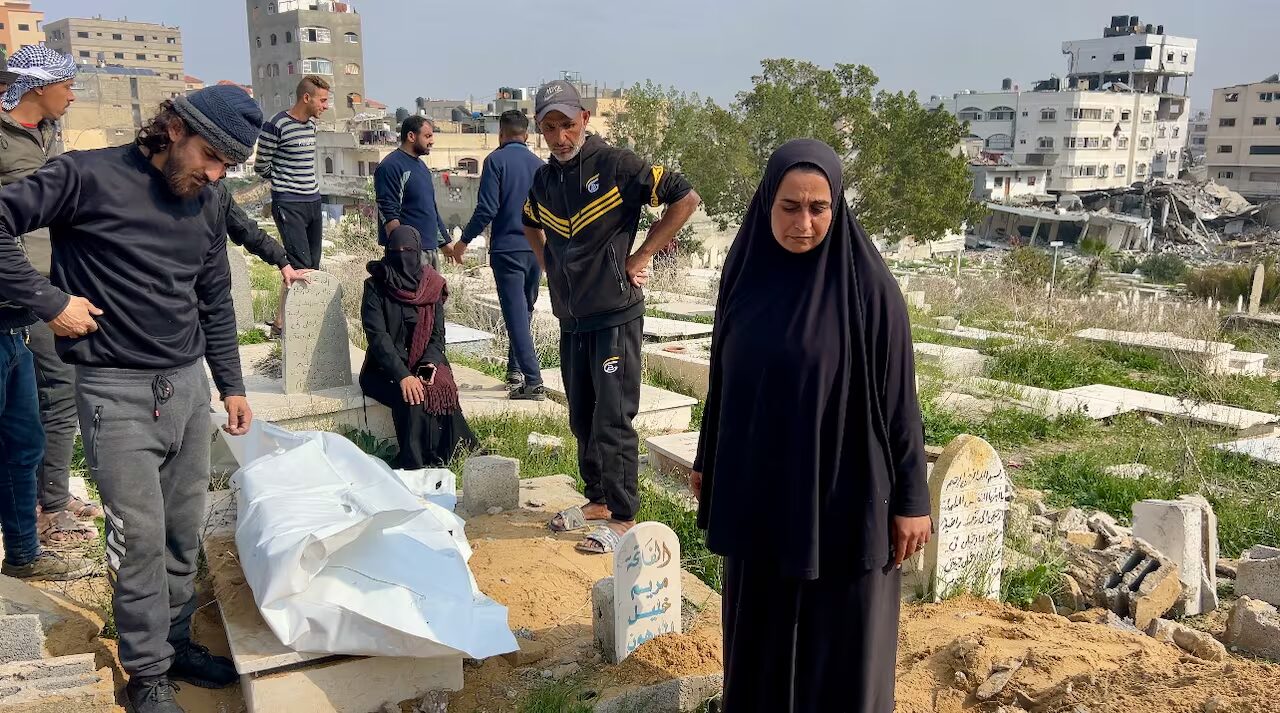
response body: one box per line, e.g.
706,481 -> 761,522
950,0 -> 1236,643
692,140 -> 932,712
359,226 -> 477,468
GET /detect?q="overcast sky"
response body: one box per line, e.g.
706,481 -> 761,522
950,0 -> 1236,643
39,0 -> 1278,113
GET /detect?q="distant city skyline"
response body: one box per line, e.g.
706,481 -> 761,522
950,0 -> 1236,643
35,0 -> 1280,115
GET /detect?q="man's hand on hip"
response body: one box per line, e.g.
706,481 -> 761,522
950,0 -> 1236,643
49,296 -> 103,337
624,253 -> 652,288
223,396 -> 253,436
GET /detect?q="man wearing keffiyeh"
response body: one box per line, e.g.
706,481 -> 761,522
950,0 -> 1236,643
1,43 -> 76,113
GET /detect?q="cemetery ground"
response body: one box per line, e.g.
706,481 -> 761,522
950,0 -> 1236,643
14,240 -> 1280,713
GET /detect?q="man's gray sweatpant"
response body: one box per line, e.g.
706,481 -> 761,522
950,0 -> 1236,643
75,360 -> 211,678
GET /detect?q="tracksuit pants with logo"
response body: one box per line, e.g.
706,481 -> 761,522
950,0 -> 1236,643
75,360 -> 211,677
560,317 -> 642,521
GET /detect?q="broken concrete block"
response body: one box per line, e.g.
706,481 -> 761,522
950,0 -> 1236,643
1217,559 -> 1239,579
461,455 -> 519,516
1132,498 -> 1217,616
1030,516 -> 1054,535
0,653 -> 112,712
1087,511 -> 1124,539
0,614 -> 44,664
1053,574 -> 1085,613
1098,539 -> 1182,632
594,674 -> 724,713
1067,608 -> 1140,633
1052,507 -> 1090,534
1171,625 -> 1227,662
1146,618 -> 1177,643
1236,546 -> 1280,607
501,639 -> 549,667
1065,531 -> 1106,549
526,433 -> 564,454
1030,594 -> 1057,615
1224,596 -> 1280,661
592,577 -> 616,664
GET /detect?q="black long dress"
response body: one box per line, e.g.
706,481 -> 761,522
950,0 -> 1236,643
359,275 -> 477,468
694,141 -> 931,712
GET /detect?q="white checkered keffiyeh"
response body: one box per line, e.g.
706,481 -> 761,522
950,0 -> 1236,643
2,44 -> 77,111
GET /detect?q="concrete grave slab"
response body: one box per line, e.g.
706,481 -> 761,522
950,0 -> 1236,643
445,322 -> 495,354
462,455 -> 520,516
0,653 -> 113,712
958,378 -> 1135,420
1132,497 -> 1218,616
541,373 -> 697,433
643,316 -> 714,342
642,339 -> 712,398
1212,434 -> 1280,465
1237,546 -> 1280,607
652,302 -> 717,320
1060,384 -> 1278,432
912,343 -> 990,379
283,271 -> 353,395
646,432 -> 700,475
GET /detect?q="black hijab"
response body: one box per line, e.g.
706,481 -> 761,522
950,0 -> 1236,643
376,225 -> 424,293
694,139 -> 930,578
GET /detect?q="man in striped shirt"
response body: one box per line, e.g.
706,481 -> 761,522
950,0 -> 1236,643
257,75 -> 330,335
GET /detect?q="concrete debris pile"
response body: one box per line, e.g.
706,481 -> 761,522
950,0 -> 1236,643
1146,180 -> 1268,253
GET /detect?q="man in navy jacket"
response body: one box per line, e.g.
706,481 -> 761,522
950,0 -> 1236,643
448,111 -> 547,398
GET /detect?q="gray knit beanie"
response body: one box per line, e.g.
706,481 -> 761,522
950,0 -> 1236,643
172,84 -> 263,164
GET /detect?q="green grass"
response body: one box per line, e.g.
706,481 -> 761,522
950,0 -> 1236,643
911,325 -> 999,351
238,328 -> 269,345
636,484 -> 721,592
1015,414 -> 1280,557
645,307 -> 714,325
248,259 -> 280,292
985,341 -> 1280,412
919,384 -> 1095,449
453,412 -> 581,481
517,678 -> 596,713
452,352 -> 508,382
1001,558 -> 1066,609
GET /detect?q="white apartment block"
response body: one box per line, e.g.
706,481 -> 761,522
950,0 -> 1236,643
1206,77 -> 1280,199
941,16 -> 1194,193
1187,110 -> 1209,161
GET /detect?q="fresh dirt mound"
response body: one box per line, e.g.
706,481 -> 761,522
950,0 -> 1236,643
896,596 -> 1280,713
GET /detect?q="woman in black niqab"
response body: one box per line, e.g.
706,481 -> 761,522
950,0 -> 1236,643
691,140 -> 932,712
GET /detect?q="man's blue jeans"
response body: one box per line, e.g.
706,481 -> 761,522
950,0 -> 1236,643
0,330 -> 45,566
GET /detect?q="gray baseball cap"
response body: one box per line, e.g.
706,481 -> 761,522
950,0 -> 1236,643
535,80 -> 584,123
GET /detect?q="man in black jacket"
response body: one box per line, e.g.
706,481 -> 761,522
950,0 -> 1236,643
0,85 -> 261,713
523,80 -> 700,554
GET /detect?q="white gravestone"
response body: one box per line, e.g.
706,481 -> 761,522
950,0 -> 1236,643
227,246 -> 256,332
1251,264 -> 1266,315
923,434 -> 1011,601
282,271 -> 352,394
613,522 -> 682,663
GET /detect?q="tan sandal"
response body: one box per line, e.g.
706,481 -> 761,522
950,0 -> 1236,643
66,495 -> 103,520
38,510 -> 97,545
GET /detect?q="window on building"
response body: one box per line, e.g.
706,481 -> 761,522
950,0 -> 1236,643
984,134 -> 1012,150
345,32 -> 359,43
1116,164 -> 1127,177
170,73 -> 179,80
1136,163 -> 1147,177
993,177 -> 1004,188
257,65 -> 265,78
1226,92 -> 1240,103
1069,165 -> 1099,177
168,56 -> 178,62
1134,46 -> 1153,60
287,61 -> 294,75
270,33 -> 277,45
1256,117 -> 1269,126
1250,171 -> 1280,182
1040,108 -> 1057,121
1140,137 -> 1151,149
77,31 -> 88,38
1166,52 -> 1175,62
111,33 -> 121,40
268,1 -> 276,12
1103,108 -> 1115,120
1221,118 -> 1237,127
1192,137 -> 1205,145
136,53 -> 146,60
1021,111 -> 1029,117
134,34 -> 144,41
1142,111 -> 1153,123
1071,108 -> 1103,120
303,27 -> 331,43
986,106 -> 1015,121
274,93 -> 281,108
1250,145 -> 1280,155
166,37 -> 177,45
1276,117 -> 1280,126
324,157 -> 335,174
256,37 -> 261,48
79,50 -> 90,58
1121,110 -> 1132,121
1118,136 -> 1130,149
957,107 -> 983,122
1173,127 -> 1180,138
1261,93 -> 1275,102
1218,171 -> 1234,179
285,31 -> 293,43
1037,136 -> 1054,149
344,63 -> 360,75
359,160 -> 367,177
1103,137 -> 1112,148
1158,126 -> 1166,138
1218,145 -> 1234,153
1181,53 -> 1189,64
1100,164 -> 1109,177
302,58 -> 333,75
113,52 -> 124,59
1027,176 -> 1037,187
1113,52 -> 1125,62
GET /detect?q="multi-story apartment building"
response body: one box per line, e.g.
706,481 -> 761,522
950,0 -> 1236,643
0,1 -> 43,55
61,65 -> 170,149
1206,76 -> 1280,199
940,16 -> 1195,193
44,17 -> 185,100
1186,110 -> 1210,161
245,0 -> 364,127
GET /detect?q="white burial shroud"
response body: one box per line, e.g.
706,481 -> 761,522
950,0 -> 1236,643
223,421 -> 518,660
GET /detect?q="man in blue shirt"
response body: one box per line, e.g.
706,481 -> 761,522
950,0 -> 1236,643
447,110 -> 547,398
374,116 -> 451,268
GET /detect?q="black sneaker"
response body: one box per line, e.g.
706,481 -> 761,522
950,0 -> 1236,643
168,640 -> 237,689
506,371 -> 524,388
125,676 -> 183,713
510,384 -> 548,401
1,550 -> 96,581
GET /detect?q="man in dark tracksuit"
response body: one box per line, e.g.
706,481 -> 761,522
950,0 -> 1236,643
451,109 -> 548,398
523,80 -> 700,554
0,85 -> 261,713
